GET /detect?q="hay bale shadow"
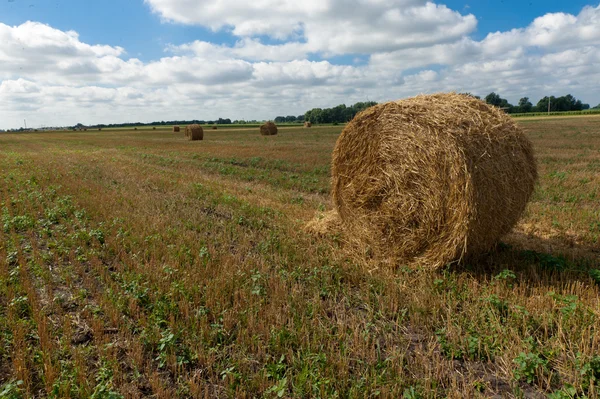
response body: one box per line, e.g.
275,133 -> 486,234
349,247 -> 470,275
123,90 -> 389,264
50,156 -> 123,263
453,229 -> 599,283
306,211 -> 599,283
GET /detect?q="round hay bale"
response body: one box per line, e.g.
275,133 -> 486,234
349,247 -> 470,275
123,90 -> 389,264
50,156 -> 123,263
185,124 -> 203,141
331,92 -> 537,269
212,125 -> 218,130
260,121 -> 278,136
134,127 -> 137,130
152,126 -> 156,130
173,125 -> 180,133
304,121 -> 312,128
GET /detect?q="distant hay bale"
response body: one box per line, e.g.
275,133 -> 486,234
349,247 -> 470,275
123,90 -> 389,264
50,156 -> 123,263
173,125 -> 180,133
83,128 -> 87,131
260,121 -> 278,136
134,127 -> 137,130
304,122 -> 312,128
212,126 -> 217,130
98,128 -> 102,131
329,92 -> 537,269
153,126 -> 156,130
185,124 -> 203,141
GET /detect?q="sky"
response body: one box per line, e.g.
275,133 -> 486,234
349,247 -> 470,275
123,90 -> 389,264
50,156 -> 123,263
0,0 -> 599,129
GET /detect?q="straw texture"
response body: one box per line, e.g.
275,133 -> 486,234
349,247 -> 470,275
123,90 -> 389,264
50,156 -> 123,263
330,93 -> 537,269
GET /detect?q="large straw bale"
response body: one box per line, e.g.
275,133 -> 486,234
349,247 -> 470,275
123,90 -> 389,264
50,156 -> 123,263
330,93 -> 537,269
186,124 -> 204,141
260,121 -> 278,136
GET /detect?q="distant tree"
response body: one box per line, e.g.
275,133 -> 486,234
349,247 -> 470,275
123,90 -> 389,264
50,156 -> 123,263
274,116 -> 286,123
285,115 -> 297,123
303,102 -> 377,124
518,97 -> 533,113
552,95 -> 568,111
535,94 -> 589,112
320,108 -> 333,124
536,96 -> 555,112
484,92 -> 514,112
297,114 -> 305,122
349,101 -> 377,120
305,108 -> 323,124
353,101 -> 377,113
582,104 -> 590,110
485,92 -> 502,107
563,94 -> 579,111
330,104 -> 347,123
499,98 -> 512,111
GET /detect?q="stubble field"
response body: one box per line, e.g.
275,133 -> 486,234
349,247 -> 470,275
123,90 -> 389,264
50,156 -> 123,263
0,116 -> 599,398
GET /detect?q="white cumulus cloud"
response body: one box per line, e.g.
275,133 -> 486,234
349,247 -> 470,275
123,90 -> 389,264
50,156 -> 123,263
146,0 -> 477,55
1,3 -> 600,129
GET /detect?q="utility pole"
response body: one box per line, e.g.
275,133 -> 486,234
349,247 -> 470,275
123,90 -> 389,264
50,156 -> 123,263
548,97 -> 551,115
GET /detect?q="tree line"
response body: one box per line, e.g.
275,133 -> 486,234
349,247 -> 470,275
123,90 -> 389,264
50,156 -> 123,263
274,102 -> 378,125
274,94 -> 598,126
471,93 -> 596,114
73,118 -> 246,130
62,93 -> 597,131
274,115 -> 306,123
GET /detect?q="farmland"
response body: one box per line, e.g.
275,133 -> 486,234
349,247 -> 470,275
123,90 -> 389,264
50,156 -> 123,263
0,116 -> 599,398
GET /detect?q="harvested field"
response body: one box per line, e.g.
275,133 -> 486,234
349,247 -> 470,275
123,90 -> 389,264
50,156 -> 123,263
0,117 -> 599,398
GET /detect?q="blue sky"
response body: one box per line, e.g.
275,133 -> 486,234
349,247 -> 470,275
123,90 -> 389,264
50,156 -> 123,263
1,0 -> 599,128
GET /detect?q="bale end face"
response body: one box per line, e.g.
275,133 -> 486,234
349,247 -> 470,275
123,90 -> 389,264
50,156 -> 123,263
331,92 -> 537,269
260,122 -> 278,136
173,125 -> 180,133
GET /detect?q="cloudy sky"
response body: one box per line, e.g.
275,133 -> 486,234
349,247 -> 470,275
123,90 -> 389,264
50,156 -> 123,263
0,0 -> 599,129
